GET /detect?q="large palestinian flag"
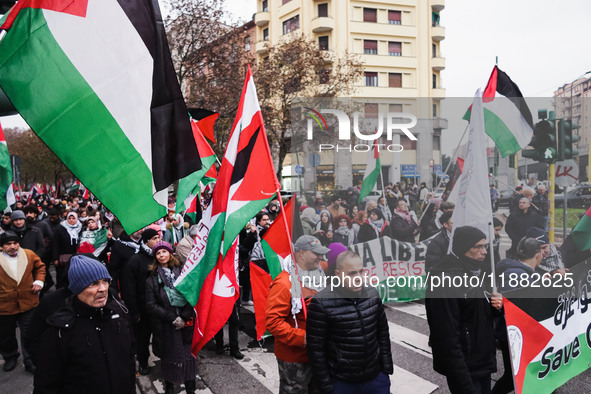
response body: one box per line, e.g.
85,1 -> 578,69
464,66 -> 533,157
359,144 -> 381,203
503,260 -> 591,393
0,122 -> 13,211
175,65 -> 280,354
0,0 -> 201,232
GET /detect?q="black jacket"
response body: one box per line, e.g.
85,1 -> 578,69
389,213 -> 419,243
505,209 -> 545,250
12,223 -> 45,257
425,254 -> 497,393
425,229 -> 449,273
33,295 -> 135,394
120,247 -> 153,320
357,222 -> 391,243
306,286 -> 393,393
108,234 -> 140,291
51,225 -> 78,261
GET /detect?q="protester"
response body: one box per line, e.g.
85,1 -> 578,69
0,231 -> 45,373
505,197 -> 545,258
146,241 -> 197,394
357,208 -> 391,242
351,210 -> 367,243
34,255 -> 135,393
307,251 -> 393,393
425,226 -> 502,393
10,209 -> 45,258
109,228 -> 142,292
266,235 -> 329,393
314,210 -> 333,246
300,207 -> 317,236
51,211 -> 82,288
390,199 -> 420,243
175,224 -> 199,265
332,214 -> 354,247
425,211 -> 453,273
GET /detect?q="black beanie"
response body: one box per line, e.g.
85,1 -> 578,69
141,228 -> 159,243
452,226 -> 486,257
493,217 -> 504,228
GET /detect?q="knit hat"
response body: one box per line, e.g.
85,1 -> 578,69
452,226 -> 487,257
68,255 -> 111,295
0,231 -> 19,246
525,227 -> 549,245
141,228 -> 160,243
326,243 -> 348,271
152,241 -> 173,256
493,217 -> 504,228
10,210 -> 25,220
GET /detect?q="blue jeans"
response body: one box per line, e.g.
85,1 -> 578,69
332,372 -> 390,394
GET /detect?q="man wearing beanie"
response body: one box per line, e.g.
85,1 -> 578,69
120,227 -> 161,375
425,226 -> 501,394
34,255 -> 135,393
0,231 -> 45,373
9,209 -> 45,259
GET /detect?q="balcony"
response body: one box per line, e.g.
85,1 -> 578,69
431,25 -> 445,41
256,41 -> 269,55
431,87 -> 446,98
431,0 -> 445,12
311,16 -> 334,33
431,56 -> 446,71
255,12 -> 270,27
321,50 -> 334,64
432,118 -> 448,130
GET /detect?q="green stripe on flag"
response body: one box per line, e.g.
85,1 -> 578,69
482,107 -> 522,157
261,239 -> 283,279
0,8 -> 162,232
223,198 -> 275,255
359,156 -> 381,203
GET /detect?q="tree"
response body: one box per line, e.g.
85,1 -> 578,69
3,127 -> 72,187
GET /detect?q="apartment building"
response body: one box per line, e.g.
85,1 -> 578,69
254,0 -> 447,190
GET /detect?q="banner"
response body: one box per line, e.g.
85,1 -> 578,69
503,260 -> 591,393
349,236 -> 432,301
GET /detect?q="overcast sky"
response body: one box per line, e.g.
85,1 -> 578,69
3,0 -> 591,155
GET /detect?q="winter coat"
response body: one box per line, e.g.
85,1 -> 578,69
306,286 -> 393,392
425,254 -> 497,393
505,210 -> 545,250
425,229 -> 449,273
389,213 -> 419,243
12,223 -> 46,258
51,225 -> 79,262
108,234 -> 140,291
174,235 -> 194,265
532,193 -> 549,216
34,295 -> 135,394
145,271 -> 194,359
0,248 -> 45,315
120,248 -> 153,320
357,222 -> 391,243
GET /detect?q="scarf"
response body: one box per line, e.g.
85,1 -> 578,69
157,265 -> 187,307
395,208 -> 411,224
368,218 -> 384,236
61,219 -> 82,245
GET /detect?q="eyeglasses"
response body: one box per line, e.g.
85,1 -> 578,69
471,244 -> 489,251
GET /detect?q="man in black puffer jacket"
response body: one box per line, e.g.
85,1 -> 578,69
306,251 -> 393,393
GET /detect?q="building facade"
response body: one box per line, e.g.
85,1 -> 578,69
254,0 -> 447,191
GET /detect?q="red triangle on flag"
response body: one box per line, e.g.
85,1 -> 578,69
196,113 -> 219,144
503,298 -> 554,394
250,262 -> 272,341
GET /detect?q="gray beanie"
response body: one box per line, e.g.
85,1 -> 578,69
10,210 -> 25,220
68,255 -> 112,295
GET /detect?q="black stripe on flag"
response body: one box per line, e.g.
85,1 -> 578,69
230,126 -> 261,186
496,67 -> 534,128
117,0 -> 201,191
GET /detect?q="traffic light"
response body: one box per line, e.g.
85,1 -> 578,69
522,120 -> 556,163
558,119 -> 580,159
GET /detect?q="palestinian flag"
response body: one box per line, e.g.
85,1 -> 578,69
570,206 -> 591,250
175,65 -> 280,354
0,0 -> 201,233
175,118 -> 218,217
463,66 -> 533,157
251,196 -> 295,340
0,122 -> 13,211
359,144 -> 381,203
78,228 -> 109,257
187,108 -> 219,144
503,261 -> 591,393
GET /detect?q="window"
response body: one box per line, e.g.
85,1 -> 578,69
433,104 -> 437,117
433,135 -> 440,151
282,0 -> 291,5
389,73 -> 402,88
318,69 -> 330,84
263,28 -> 269,41
365,103 -> 379,118
401,139 -> 417,150
389,104 -> 403,112
244,36 -> 251,52
318,36 -> 329,51
363,8 -> 377,23
388,10 -> 401,25
432,12 -> 440,26
318,3 -> 328,18
365,72 -> 378,87
283,15 -> 300,34
433,74 -> 437,89
262,0 -> 268,12
363,40 -> 377,55
388,41 -> 401,56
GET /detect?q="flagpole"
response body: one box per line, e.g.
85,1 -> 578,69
419,122 -> 470,222
488,220 -> 497,293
